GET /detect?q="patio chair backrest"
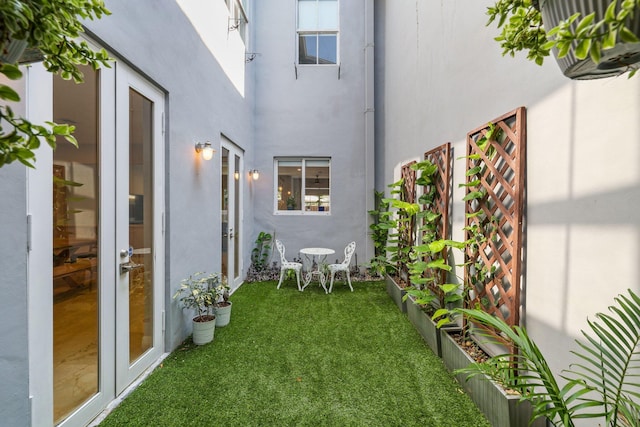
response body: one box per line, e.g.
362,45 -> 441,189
275,239 -> 287,263
342,241 -> 356,266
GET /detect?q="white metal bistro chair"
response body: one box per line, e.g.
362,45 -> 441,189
275,239 -> 302,291
327,241 -> 356,293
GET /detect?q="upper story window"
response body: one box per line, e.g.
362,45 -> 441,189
297,0 -> 338,65
275,158 -> 331,214
226,0 -> 248,43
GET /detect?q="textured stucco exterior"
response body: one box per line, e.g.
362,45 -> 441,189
251,0 -> 375,264
374,0 -> 640,401
1,0 -> 639,426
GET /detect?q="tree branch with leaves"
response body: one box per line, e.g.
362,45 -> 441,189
0,0 -> 111,168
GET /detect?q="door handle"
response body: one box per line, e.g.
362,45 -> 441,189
120,261 -> 143,275
229,228 -> 234,238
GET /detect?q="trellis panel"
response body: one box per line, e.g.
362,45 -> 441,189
464,107 -> 526,342
422,143 -> 452,298
398,161 -> 417,277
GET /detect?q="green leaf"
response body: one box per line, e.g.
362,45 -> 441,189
0,64 -> 23,80
620,26 -> 640,43
439,284 -> 459,294
575,39 -> 591,60
602,29 -> 617,50
0,85 -> 20,102
575,12 -> 596,35
589,40 -> 602,64
605,0 -> 617,22
463,191 -> 484,202
466,166 -> 482,176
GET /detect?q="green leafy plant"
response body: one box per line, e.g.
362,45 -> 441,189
251,231 -> 273,271
401,159 -> 466,325
286,195 -> 296,209
0,0 -> 111,168
367,190 -> 394,277
487,0 -> 640,76
173,272 -> 221,321
382,178 -> 422,282
454,288 -> 640,427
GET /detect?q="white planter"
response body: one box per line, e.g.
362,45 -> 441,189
192,316 -> 216,345
214,302 -> 232,327
541,0 -> 640,79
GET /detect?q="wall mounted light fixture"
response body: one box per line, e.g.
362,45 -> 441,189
249,169 -> 260,180
195,141 -> 215,161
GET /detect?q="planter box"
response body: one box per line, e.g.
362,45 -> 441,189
440,329 -> 545,427
385,274 -> 407,313
406,297 -> 442,356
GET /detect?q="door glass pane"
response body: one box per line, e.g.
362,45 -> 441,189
52,66 -> 100,423
234,154 -> 240,280
221,148 -> 229,279
128,89 -> 154,363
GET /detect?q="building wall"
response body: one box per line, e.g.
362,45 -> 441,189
251,0 -> 375,264
0,160 -> 30,426
2,2 -> 257,424
375,0 -> 640,395
85,0 -> 256,349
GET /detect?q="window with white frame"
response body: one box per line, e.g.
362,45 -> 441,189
297,0 -> 338,65
226,0 -> 248,43
275,158 -> 330,213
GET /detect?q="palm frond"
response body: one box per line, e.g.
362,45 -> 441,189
455,289 -> 640,427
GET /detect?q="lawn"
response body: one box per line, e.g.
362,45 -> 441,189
98,280 -> 490,426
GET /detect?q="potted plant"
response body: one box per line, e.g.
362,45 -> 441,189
486,0 -> 640,79
286,195 -> 296,210
173,272 -> 218,345
213,275 -> 232,327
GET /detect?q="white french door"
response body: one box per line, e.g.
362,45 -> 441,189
114,63 -> 165,394
34,58 -> 165,427
221,141 -> 244,291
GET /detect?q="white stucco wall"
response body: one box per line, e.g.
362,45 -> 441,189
251,0 -> 374,263
375,0 -> 640,408
86,0 -> 256,350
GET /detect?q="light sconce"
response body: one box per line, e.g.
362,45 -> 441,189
249,169 -> 260,180
194,141 -> 215,161
234,171 -> 240,180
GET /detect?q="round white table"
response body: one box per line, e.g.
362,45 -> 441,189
299,247 -> 335,293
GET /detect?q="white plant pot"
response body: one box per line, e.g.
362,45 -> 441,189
192,316 -> 216,345
541,0 -> 640,79
214,302 -> 232,327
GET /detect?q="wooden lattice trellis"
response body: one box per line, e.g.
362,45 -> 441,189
398,161 -> 417,277
421,143 -> 452,300
464,107 -> 526,345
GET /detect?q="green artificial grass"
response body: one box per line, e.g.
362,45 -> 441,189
99,281 -> 490,427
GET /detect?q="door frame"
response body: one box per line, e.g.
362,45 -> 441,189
114,62 -> 165,395
221,137 -> 244,291
26,56 -> 166,427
